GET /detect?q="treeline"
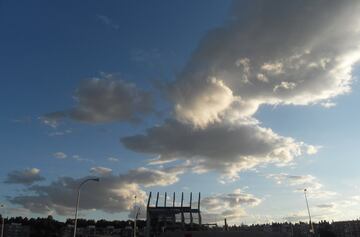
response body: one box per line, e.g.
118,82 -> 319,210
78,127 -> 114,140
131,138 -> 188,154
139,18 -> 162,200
227,221 -> 336,237
0,215 -> 146,237
0,215 -> 339,237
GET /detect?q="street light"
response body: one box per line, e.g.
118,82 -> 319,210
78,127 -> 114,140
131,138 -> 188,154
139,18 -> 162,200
73,178 -> 100,237
134,195 -> 137,237
304,189 -> 314,235
0,204 -> 4,237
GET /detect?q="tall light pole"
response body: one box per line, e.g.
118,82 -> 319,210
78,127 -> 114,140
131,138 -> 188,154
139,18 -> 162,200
0,204 -> 4,237
73,178 -> 99,237
134,195 -> 137,237
304,189 -> 314,235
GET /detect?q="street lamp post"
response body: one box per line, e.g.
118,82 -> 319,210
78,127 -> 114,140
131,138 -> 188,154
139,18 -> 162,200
73,178 -> 99,237
304,189 -> 314,235
134,196 -> 137,237
0,204 -> 4,237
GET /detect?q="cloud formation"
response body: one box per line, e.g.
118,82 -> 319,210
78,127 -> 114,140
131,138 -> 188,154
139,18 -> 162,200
90,166 -> 112,176
107,157 -> 119,162
48,129 -> 72,137
44,74 -> 153,124
266,173 -> 336,198
96,14 -> 119,30
284,197 -> 360,222
121,0 -> 360,180
170,0 -> 360,128
122,119 -> 314,181
53,152 -> 67,159
8,167 -> 184,215
201,189 -> 261,223
4,168 -> 45,186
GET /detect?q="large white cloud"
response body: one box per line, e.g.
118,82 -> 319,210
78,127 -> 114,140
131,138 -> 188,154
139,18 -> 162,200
120,0 -> 360,180
8,167 -> 184,216
43,74 -> 153,124
170,0 -> 360,128
122,119 -> 314,181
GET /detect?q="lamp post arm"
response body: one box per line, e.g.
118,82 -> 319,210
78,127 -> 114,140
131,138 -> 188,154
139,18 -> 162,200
73,178 -> 99,237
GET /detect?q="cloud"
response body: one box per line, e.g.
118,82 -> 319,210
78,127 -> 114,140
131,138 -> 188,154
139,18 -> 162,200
122,0 -> 360,181
4,207 -> 31,217
39,113 -> 64,128
122,119 -> 314,181
147,157 -> 177,165
43,74 -> 154,124
107,157 -> 119,162
320,101 -> 336,108
201,189 -> 261,223
96,14 -> 119,30
169,0 -> 360,128
283,211 -> 310,223
52,153 -> 94,163
90,166 -> 112,176
48,129 -> 72,137
124,166 -> 185,187
266,173 -> 336,198
4,168 -> 45,185
53,152 -> 67,159
131,48 -> 161,63
8,166 -> 184,216
267,173 -> 319,187
11,116 -> 32,124
172,77 -> 235,128
316,203 -> 335,209
72,155 -> 94,163
283,197 -> 360,222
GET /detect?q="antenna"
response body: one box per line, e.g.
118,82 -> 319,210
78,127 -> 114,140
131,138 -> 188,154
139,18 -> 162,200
147,192 -> 152,208
198,192 -> 201,210
156,192 -> 159,207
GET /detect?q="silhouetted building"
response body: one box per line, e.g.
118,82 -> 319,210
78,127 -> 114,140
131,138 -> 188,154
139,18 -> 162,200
146,192 -> 202,237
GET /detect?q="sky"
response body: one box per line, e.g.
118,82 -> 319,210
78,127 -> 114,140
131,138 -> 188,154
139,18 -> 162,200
1,0 -> 360,225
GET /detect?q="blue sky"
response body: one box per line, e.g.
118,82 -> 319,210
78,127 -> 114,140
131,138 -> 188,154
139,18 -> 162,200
1,0 -> 360,224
